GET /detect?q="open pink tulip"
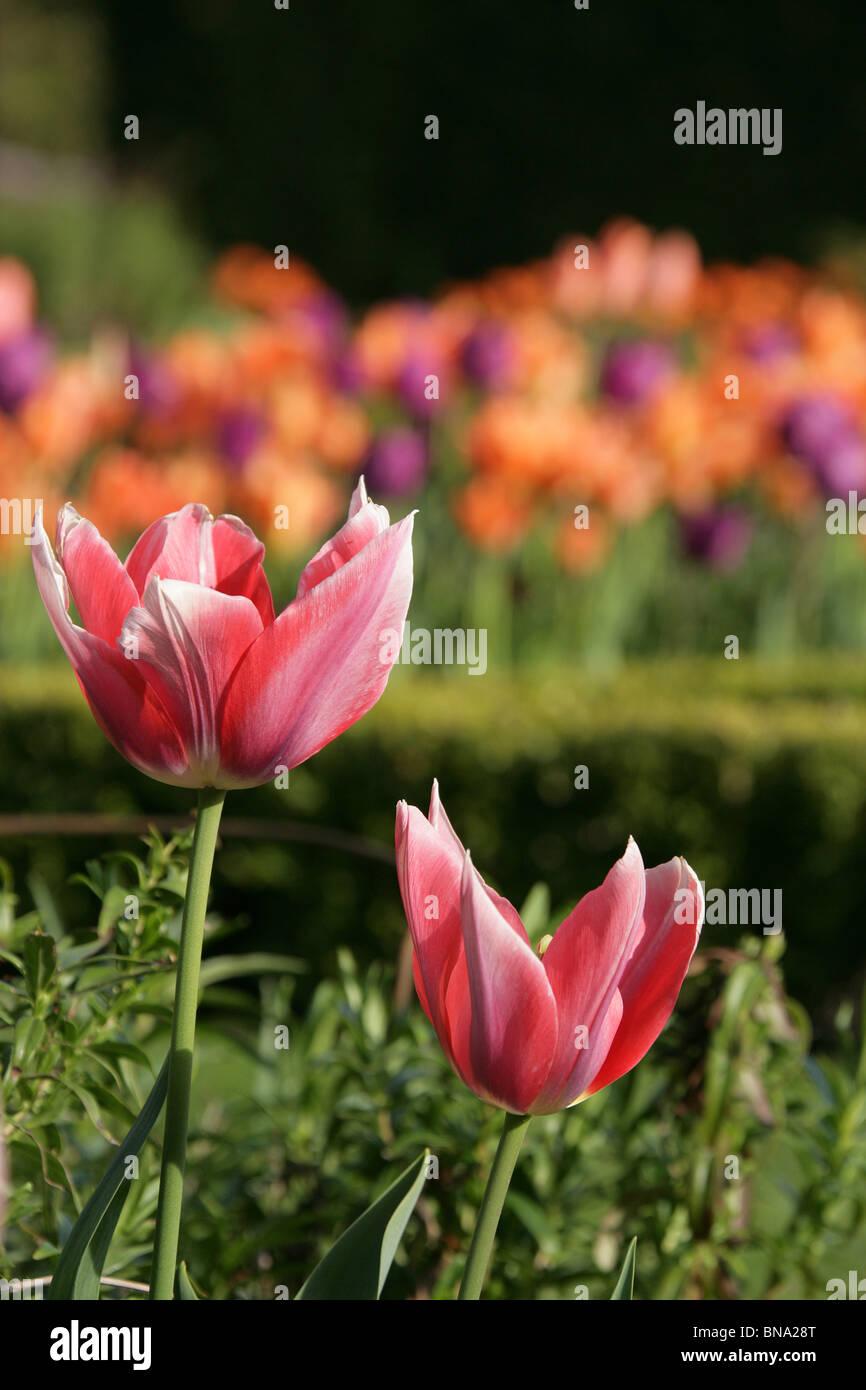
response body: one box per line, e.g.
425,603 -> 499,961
32,480 -> 414,788
396,784 -> 703,1114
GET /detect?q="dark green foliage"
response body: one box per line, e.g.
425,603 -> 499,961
1,833 -> 864,1299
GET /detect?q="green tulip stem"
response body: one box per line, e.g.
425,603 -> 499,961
149,787 -> 226,1300
458,1110 -> 532,1299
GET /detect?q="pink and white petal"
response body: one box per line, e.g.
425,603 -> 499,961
461,856 -> 558,1113
348,476 -> 373,517
533,839 -> 647,1111
396,801 -> 469,1076
73,648 -> 192,787
411,949 -> 434,1026
209,514 -> 274,625
427,779 -> 466,857
219,513 -> 414,784
295,487 -> 391,599
126,507 -> 273,621
119,579 -> 263,780
549,990 -> 624,1113
55,505 -> 139,644
440,947 -> 480,1094
122,513 -> 172,595
399,790 -> 527,1095
349,476 -> 390,525
124,504 -> 218,594
427,781 -> 530,944
31,511 -> 188,783
584,858 -> 703,1097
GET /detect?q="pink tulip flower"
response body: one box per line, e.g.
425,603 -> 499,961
32,480 -> 414,788
396,784 -> 703,1114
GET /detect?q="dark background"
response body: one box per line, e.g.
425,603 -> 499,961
89,0 -> 863,301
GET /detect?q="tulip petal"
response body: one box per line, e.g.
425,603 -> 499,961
296,479 -> 390,598
31,510 -> 189,784
427,779 -> 464,855
55,505 -> 140,645
209,515 -> 275,625
427,780 -> 530,942
396,801 -> 477,1088
124,503 -> 217,591
124,504 -> 274,625
120,578 -> 263,784
584,858 -> 703,1097
218,513 -> 414,784
460,856 -> 558,1113
397,791 -> 532,1098
533,839 -> 647,1111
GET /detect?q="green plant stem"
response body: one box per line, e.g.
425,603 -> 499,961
149,787 -> 225,1300
458,1110 -> 532,1299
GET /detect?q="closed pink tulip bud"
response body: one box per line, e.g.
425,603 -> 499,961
32,479 -> 414,788
396,784 -> 703,1114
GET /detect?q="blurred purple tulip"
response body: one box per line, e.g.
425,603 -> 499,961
740,322 -> 799,363
362,428 -> 429,497
599,338 -> 675,406
680,506 -> 754,571
0,328 -> 53,413
397,352 -> 448,419
217,406 -> 266,472
781,394 -> 866,495
127,346 -> 182,418
460,321 -> 515,391
292,291 -> 350,359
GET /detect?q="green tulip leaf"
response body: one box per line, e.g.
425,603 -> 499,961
610,1235 -> 637,1300
47,1056 -> 168,1300
296,1150 -> 428,1300
177,1261 -> 202,1299
198,952 -> 305,991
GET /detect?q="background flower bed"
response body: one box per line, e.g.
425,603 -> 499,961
7,217 -> 866,670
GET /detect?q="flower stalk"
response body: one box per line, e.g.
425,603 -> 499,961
458,1111 -> 532,1300
149,786 -> 226,1300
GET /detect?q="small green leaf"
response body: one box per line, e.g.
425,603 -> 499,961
87,1040 -> 155,1074
47,1056 -> 168,1300
98,885 -> 134,936
296,1150 -> 428,1300
610,1236 -> 637,1300
518,882 -> 552,942
11,1015 -> 46,1070
23,930 -> 57,1003
198,952 -> 305,991
0,946 -> 23,973
27,874 -> 64,940
507,1190 -> 557,1252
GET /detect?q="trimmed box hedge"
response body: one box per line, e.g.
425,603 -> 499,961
2,656 -> 866,1016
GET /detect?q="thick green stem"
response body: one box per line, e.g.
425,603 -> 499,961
149,787 -> 225,1300
458,1110 -> 532,1300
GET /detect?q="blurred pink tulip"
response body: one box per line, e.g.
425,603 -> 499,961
33,479 -> 414,788
396,784 -> 703,1114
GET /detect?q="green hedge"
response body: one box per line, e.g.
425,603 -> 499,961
2,656 -> 866,1016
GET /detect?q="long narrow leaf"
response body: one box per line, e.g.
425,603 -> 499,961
47,1056 -> 168,1300
296,1150 -> 428,1300
177,1261 -> 202,1299
610,1236 -> 637,1300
